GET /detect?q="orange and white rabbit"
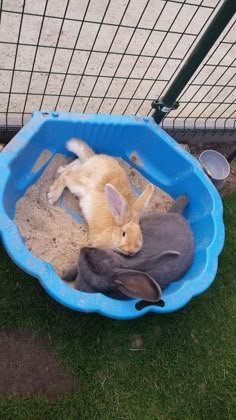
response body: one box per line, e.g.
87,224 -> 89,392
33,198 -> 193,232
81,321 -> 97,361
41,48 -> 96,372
48,139 -> 154,256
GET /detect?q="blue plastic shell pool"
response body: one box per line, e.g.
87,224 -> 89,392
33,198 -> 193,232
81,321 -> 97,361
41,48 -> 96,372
0,111 -> 225,319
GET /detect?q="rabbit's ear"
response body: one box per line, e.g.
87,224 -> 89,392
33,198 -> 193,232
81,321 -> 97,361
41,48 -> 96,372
168,195 -> 189,214
105,183 -> 128,224
113,269 -> 162,302
131,184 -> 154,223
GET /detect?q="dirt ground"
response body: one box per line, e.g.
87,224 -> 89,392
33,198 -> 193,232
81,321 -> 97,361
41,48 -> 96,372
0,330 -> 77,398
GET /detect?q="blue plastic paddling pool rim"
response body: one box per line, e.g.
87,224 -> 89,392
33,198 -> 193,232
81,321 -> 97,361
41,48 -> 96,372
0,111 -> 225,319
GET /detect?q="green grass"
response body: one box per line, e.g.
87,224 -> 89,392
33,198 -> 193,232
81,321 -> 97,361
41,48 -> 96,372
0,192 -> 236,420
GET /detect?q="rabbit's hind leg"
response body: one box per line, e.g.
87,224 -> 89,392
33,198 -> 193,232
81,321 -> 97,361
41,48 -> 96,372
48,172 -> 67,204
57,158 -> 81,175
48,169 -> 85,205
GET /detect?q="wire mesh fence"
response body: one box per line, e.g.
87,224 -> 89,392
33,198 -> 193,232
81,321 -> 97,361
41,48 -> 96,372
0,0 -> 235,132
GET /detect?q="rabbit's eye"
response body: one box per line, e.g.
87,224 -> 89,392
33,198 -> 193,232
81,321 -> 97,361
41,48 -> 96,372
122,231 -> 126,237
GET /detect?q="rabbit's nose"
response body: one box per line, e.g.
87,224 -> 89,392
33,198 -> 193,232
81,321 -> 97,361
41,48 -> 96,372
127,248 -> 139,256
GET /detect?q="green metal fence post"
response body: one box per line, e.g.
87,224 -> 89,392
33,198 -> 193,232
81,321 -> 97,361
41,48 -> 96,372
152,0 -> 236,124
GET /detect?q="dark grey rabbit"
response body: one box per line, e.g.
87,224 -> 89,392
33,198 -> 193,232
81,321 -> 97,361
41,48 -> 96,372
62,195 -> 194,302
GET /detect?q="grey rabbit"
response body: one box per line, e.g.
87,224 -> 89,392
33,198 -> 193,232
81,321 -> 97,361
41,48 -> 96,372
62,195 -> 194,302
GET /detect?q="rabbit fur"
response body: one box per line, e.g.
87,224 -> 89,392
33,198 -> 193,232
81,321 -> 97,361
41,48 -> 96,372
62,195 -> 194,302
48,139 -> 154,256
